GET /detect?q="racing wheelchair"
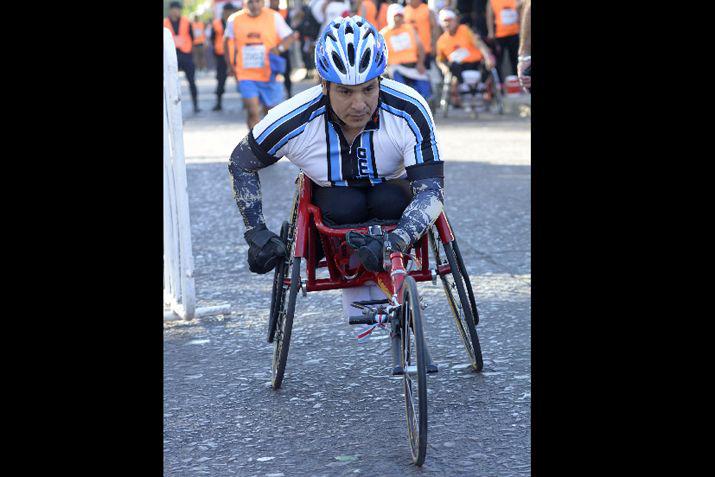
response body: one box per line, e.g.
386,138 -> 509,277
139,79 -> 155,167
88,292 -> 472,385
267,172 -> 484,466
438,65 -> 505,118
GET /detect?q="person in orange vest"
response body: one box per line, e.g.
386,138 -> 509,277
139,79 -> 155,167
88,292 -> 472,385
356,0 -> 379,29
191,14 -> 207,73
269,0 -> 294,98
223,0 -> 299,129
403,0 -> 440,72
436,9 -> 494,108
164,1 -> 201,113
486,0 -> 520,86
380,3 -> 432,100
210,2 -> 238,111
375,0 -> 391,31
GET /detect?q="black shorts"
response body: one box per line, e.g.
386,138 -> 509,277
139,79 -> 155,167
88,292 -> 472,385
449,61 -> 483,83
312,179 -> 412,227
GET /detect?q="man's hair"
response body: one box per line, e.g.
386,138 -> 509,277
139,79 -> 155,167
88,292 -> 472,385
223,2 -> 236,10
169,1 -> 182,9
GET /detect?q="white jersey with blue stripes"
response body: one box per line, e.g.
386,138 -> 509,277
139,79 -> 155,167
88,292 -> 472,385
249,78 -> 442,187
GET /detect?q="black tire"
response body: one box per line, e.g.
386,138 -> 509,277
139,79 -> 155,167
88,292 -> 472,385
440,76 -> 451,118
271,257 -> 301,390
491,70 -> 505,115
429,228 -> 484,372
400,276 -> 428,466
268,221 -> 290,343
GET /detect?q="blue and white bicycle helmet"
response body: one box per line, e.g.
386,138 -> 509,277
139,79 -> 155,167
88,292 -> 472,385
314,15 -> 388,85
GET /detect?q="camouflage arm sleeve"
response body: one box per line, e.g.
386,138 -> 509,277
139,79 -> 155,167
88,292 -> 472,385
227,134 -> 281,232
391,176 -> 445,251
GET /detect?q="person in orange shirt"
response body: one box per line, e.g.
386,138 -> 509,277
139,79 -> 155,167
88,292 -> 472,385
356,0 -> 379,29
191,14 -> 207,73
376,0 -> 391,30
380,3 -> 431,100
210,2 -> 238,111
223,0 -> 299,129
436,9 -> 494,107
164,1 -> 201,113
403,0 -> 440,71
486,0 -> 520,85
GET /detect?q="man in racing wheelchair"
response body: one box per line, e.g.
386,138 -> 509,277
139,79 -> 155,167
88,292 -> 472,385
227,15 -> 445,320
435,9 -> 495,109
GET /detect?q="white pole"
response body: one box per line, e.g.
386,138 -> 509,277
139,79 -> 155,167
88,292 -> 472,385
163,28 -> 231,321
164,28 -> 196,319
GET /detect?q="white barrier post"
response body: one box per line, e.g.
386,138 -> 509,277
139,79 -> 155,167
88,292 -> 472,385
163,28 -> 231,321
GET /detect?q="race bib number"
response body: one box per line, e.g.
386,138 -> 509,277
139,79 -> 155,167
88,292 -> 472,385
448,48 -> 470,64
193,28 -> 202,37
500,8 -> 518,25
242,44 -> 266,69
389,32 -> 412,52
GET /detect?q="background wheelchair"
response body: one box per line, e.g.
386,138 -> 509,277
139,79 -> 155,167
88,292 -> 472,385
438,65 -> 505,118
265,172 -> 485,465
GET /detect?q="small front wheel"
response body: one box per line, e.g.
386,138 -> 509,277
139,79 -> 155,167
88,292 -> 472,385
400,276 -> 428,466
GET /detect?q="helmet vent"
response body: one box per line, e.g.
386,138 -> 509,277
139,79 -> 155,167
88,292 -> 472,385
345,24 -> 354,35
362,29 -> 373,41
359,48 -> 371,73
347,43 -> 355,66
331,51 -> 347,74
326,32 -> 337,42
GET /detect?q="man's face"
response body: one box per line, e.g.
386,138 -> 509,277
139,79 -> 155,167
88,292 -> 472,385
324,78 -> 380,130
246,0 -> 263,16
394,13 -> 404,27
169,7 -> 181,20
445,18 -> 458,34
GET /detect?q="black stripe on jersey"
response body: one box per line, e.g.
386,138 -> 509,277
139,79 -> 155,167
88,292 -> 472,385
257,95 -> 328,155
406,162 -> 444,181
325,117 -> 334,186
369,131 -> 378,179
338,129 -> 354,181
379,88 -> 438,163
247,130 -> 281,166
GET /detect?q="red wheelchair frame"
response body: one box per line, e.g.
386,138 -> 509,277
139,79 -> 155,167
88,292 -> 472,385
293,173 -> 455,297
267,172 -> 484,466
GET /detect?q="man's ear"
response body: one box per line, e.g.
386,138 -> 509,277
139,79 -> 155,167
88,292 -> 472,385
321,80 -> 329,96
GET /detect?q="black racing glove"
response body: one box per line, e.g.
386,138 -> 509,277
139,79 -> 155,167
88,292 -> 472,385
244,224 -> 287,274
346,231 -> 407,272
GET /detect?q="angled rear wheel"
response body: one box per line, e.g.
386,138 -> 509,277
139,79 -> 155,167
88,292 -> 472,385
271,257 -> 301,390
429,227 -> 483,372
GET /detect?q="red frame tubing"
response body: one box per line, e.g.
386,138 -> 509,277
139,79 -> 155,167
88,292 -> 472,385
288,174 -> 453,293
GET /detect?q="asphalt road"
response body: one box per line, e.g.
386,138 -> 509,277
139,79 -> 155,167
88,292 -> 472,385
164,72 -> 531,476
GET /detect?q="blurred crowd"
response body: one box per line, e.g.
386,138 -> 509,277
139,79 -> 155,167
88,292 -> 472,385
164,0 -> 530,124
